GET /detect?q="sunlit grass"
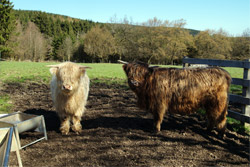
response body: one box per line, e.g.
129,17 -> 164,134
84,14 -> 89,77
0,61 -> 126,84
0,61 -> 52,83
0,61 -> 243,83
0,61 -> 246,95
0,94 -> 12,114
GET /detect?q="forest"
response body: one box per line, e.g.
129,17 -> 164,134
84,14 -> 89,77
0,1 -> 249,64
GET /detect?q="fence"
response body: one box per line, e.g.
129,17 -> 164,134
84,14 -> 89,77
182,57 -> 250,123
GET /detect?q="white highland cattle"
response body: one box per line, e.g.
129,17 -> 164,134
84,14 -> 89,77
48,62 -> 90,135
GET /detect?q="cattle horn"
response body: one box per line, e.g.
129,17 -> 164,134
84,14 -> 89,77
79,66 -> 92,69
118,60 -> 128,64
46,65 -> 59,68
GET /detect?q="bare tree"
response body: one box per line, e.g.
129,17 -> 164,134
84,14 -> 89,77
13,21 -> 47,61
58,36 -> 73,61
84,25 -> 116,62
6,20 -> 24,60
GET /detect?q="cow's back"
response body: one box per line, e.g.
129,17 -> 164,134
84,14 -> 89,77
144,67 -> 231,114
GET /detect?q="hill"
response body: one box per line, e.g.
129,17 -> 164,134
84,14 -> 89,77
13,10 -> 97,37
4,9 -> 248,63
14,10 -> 200,37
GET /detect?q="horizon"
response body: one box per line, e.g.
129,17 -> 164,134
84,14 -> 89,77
11,0 -> 250,36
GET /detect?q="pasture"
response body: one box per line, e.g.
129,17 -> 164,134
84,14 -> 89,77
0,61 -> 249,166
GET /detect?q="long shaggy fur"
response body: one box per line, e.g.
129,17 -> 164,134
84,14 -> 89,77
122,61 -> 231,134
49,62 -> 90,135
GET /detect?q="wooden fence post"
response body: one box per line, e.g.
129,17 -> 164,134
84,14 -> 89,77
242,59 -> 250,124
183,57 -> 190,67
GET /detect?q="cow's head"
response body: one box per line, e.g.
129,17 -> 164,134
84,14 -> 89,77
47,62 -> 91,95
119,60 -> 150,92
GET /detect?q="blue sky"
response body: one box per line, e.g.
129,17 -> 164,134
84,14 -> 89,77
11,0 -> 250,36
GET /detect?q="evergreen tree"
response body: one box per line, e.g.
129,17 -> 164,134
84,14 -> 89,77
0,0 -> 15,55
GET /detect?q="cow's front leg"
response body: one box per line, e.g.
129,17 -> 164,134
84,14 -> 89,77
153,109 -> 165,132
60,116 -> 70,135
72,115 -> 82,135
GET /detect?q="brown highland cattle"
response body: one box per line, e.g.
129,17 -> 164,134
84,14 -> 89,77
48,62 -> 90,135
120,61 -> 231,135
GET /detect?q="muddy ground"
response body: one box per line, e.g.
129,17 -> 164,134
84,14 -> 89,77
0,81 -> 249,166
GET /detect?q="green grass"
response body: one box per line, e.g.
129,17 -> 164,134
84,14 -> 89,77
227,117 -> 249,134
0,61 -> 243,85
0,61 -> 52,83
224,67 -> 243,95
0,94 -> 12,114
0,61 -> 127,84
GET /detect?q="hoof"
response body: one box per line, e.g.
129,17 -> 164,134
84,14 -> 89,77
60,128 -> 70,135
152,126 -> 161,134
72,124 -> 82,135
217,129 -> 227,139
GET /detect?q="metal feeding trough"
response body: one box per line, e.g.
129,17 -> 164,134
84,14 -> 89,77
0,125 -> 23,167
0,111 -> 47,150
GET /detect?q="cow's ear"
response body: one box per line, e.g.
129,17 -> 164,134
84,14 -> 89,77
122,64 -> 127,70
49,67 -> 58,75
47,65 -> 59,75
79,66 -> 91,76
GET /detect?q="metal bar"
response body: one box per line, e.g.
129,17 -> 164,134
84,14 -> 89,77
41,117 -> 48,140
14,126 -> 21,150
3,127 -> 13,167
20,137 -> 47,149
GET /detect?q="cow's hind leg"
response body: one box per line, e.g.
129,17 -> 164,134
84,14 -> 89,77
215,91 -> 228,136
216,103 -> 228,135
206,94 -> 228,136
206,110 -> 216,132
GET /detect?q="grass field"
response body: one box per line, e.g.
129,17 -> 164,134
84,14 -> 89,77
0,61 -> 243,95
0,61 -> 243,83
0,61 -> 127,84
0,61 -> 248,132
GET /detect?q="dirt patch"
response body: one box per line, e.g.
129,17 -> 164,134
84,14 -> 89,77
1,81 -> 249,166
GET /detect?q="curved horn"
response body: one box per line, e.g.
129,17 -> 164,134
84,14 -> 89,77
79,66 -> 92,69
118,60 -> 128,64
46,65 -> 58,68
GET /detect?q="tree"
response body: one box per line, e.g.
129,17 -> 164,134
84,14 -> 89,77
137,18 -> 164,63
6,20 -> 24,60
163,19 -> 194,64
212,29 -> 232,59
136,18 -> 193,64
58,36 -> 73,61
7,21 -> 47,61
24,22 -> 47,61
0,0 -> 15,56
231,28 -> 250,60
108,15 -> 136,61
194,30 -> 232,60
84,25 -> 116,62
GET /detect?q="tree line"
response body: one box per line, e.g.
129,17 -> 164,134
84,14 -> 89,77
1,1 -> 249,64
